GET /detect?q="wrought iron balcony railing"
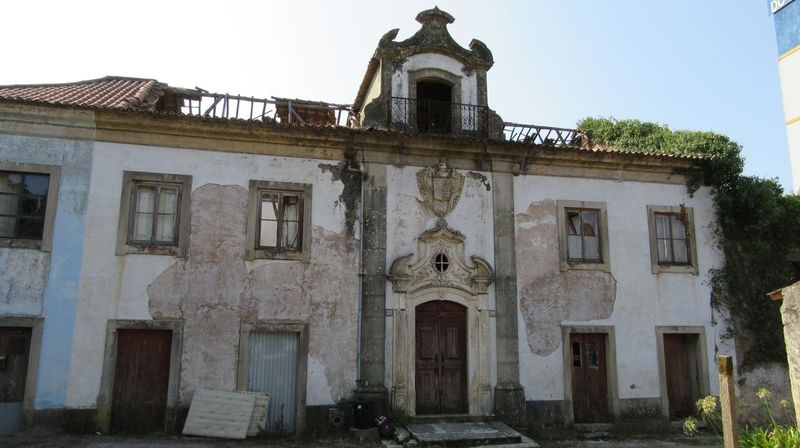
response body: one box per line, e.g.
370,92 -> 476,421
387,96 -> 489,137
171,90 -> 584,148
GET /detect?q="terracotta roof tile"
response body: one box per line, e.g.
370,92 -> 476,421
0,76 -> 167,110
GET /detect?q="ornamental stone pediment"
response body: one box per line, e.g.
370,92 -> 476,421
388,219 -> 494,296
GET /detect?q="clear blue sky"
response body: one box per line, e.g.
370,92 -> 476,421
1,1 -> 791,190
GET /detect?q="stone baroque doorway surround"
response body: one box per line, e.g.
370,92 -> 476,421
388,219 -> 494,416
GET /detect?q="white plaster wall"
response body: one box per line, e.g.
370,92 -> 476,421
787,121 -> 800,193
66,142 -> 357,408
360,64 -> 382,120
384,165 -> 496,391
513,175 -> 726,402
779,52 -> 800,123
391,54 -> 478,105
778,53 -> 800,192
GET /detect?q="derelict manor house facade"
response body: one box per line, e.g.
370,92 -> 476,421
0,8 -> 730,435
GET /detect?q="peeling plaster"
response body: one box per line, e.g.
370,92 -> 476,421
317,155 -> 362,242
515,200 -> 616,356
466,172 -> 490,191
148,183 -> 358,405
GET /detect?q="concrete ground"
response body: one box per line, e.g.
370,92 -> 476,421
537,435 -> 722,448
0,431 -> 383,448
1,430 -> 722,447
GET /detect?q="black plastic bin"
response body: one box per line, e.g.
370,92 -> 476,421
353,399 -> 375,429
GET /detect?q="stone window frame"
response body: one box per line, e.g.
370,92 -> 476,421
557,200 -> 611,272
115,171 -> 192,257
0,162 -> 61,252
0,316 -> 43,425
97,319 -> 184,433
237,320 -> 309,435
560,325 -> 620,425
655,326 -> 710,419
246,180 -> 312,262
647,205 -> 699,275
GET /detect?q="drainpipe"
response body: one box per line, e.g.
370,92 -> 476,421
347,148 -> 366,385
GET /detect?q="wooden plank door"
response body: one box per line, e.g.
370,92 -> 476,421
0,327 -> 31,435
571,333 -> 609,423
664,334 -> 693,419
112,329 -> 172,433
415,301 -> 467,414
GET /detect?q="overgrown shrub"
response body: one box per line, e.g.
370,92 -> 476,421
577,117 -> 800,365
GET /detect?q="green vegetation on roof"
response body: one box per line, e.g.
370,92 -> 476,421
579,116 -> 800,368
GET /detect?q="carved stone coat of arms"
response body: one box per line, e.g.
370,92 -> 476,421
417,161 -> 464,218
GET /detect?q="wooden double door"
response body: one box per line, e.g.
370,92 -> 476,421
415,301 -> 467,414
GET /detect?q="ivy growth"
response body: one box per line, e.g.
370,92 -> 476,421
578,117 -> 800,366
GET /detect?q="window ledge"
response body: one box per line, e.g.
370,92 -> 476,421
0,238 -> 45,251
560,260 -> 610,272
246,248 -> 309,262
116,243 -> 183,257
651,263 -> 699,275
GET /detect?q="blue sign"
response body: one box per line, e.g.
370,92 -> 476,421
773,0 -> 796,14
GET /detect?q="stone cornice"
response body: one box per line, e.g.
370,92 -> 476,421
0,102 -> 698,185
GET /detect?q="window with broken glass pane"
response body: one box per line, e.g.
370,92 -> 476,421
0,171 -> 49,240
565,208 -> 601,262
655,212 -> 689,265
128,182 -> 180,244
257,191 -> 303,250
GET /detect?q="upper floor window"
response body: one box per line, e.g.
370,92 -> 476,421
257,190 -> 303,251
557,200 -> 610,272
129,181 -> 181,245
654,213 -> 689,265
247,180 -> 312,261
566,208 -> 601,262
116,171 -> 192,257
0,172 -> 49,240
647,205 -> 698,275
0,163 -> 60,251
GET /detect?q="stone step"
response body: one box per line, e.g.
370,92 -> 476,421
383,435 -> 540,448
574,423 -> 613,433
405,421 -> 524,447
410,414 -> 496,424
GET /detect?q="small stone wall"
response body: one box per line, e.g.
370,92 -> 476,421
779,281 -> 800,424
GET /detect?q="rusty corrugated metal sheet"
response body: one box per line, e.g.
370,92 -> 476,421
247,331 -> 299,434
